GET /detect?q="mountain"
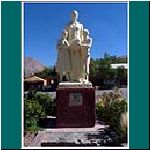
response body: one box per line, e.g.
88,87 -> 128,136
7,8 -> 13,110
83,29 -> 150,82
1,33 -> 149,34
24,57 -> 45,77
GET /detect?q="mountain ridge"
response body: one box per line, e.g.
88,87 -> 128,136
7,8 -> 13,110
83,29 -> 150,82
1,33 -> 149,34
24,56 -> 45,77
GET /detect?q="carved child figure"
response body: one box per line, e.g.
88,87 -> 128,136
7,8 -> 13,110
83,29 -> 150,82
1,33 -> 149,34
81,29 -> 92,82
57,29 -> 70,48
56,30 -> 71,81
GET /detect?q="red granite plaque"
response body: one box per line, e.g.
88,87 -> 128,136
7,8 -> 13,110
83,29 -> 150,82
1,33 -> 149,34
56,87 -> 95,128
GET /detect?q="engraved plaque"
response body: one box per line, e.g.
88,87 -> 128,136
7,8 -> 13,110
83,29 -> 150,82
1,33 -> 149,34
69,93 -> 83,106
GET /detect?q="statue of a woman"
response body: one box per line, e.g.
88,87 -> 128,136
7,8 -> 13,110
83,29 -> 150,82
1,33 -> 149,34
64,10 -> 84,82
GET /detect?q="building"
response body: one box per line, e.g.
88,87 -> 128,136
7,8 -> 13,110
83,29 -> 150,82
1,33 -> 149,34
111,63 -> 128,69
24,75 -> 47,91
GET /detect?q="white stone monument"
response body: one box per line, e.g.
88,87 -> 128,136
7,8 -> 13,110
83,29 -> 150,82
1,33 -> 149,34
56,10 -> 92,86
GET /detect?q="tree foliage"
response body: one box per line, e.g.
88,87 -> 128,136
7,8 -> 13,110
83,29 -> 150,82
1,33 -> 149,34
89,54 -> 127,87
34,67 -> 57,78
24,92 -> 56,131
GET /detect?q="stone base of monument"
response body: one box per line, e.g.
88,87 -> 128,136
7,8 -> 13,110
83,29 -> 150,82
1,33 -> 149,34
56,84 -> 95,128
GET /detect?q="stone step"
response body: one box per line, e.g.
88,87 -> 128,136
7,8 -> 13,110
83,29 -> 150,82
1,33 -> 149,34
28,124 -> 109,147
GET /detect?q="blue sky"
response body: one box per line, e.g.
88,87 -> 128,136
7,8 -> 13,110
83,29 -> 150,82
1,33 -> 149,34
24,3 -> 127,66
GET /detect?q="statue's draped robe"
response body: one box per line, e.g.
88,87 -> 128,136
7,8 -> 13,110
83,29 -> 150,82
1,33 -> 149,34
56,19 -> 92,82
65,21 -> 84,81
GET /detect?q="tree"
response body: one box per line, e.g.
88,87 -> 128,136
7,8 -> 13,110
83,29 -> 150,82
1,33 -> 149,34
35,67 -> 57,78
89,54 -> 127,87
117,68 -> 127,86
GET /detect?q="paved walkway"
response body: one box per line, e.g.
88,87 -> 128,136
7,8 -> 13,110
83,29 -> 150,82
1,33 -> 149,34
28,124 -> 109,147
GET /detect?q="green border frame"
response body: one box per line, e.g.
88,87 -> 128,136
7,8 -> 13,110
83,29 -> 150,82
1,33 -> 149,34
1,1 -> 22,149
1,1 -> 149,149
129,1 -> 149,149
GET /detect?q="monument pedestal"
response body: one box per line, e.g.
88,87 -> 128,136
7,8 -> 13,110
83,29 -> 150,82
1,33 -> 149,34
56,84 -> 95,128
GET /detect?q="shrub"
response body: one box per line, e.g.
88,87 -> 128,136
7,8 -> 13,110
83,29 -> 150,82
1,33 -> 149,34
96,90 -> 127,139
120,112 -> 128,133
24,91 -> 56,131
24,99 -> 43,130
120,111 -> 128,142
34,92 -> 56,116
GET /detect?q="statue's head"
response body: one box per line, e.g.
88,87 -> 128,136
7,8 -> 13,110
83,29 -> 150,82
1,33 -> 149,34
61,29 -> 68,39
70,10 -> 78,22
83,29 -> 89,37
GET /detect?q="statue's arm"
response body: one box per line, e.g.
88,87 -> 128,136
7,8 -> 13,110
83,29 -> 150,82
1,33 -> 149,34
63,39 -> 70,47
80,24 -> 84,41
